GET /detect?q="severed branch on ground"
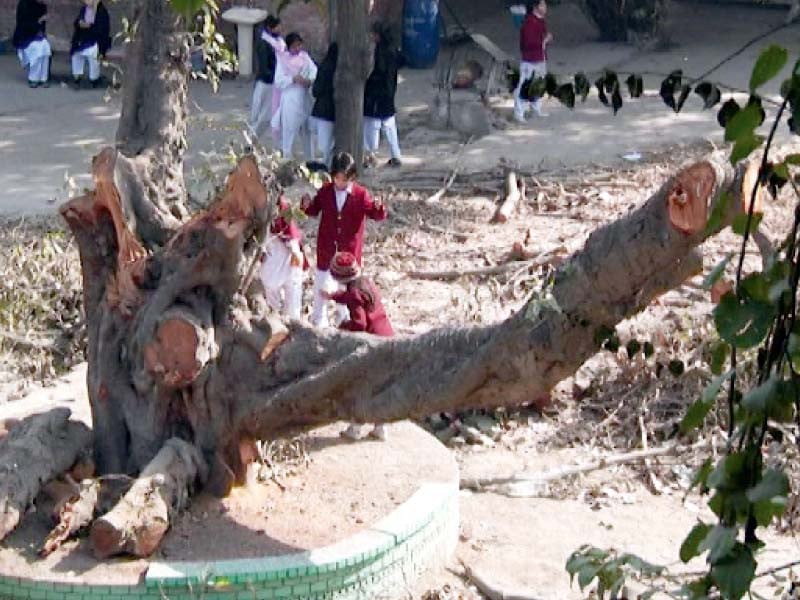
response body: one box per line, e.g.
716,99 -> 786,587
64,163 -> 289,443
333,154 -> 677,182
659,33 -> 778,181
460,440 -> 711,497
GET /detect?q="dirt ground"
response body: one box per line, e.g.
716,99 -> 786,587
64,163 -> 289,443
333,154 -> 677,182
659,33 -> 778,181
2,1 -> 800,598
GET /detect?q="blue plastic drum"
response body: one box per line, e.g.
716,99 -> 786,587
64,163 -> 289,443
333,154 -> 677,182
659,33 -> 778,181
402,0 -> 440,69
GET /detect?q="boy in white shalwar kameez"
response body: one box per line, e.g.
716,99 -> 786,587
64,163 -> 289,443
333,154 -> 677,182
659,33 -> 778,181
271,32 -> 317,161
12,0 -> 51,87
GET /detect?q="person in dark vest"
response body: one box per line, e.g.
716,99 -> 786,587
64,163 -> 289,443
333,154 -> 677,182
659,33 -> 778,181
70,0 -> 111,89
363,22 -> 403,168
12,0 -> 51,88
514,0 -> 553,122
300,152 -> 387,329
311,42 -> 338,169
323,251 -> 394,441
251,15 -> 284,141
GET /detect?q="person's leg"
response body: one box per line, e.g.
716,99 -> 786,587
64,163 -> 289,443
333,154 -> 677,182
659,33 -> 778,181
369,424 -> 388,441
311,268 -> 332,328
531,62 -> 548,116
250,81 -> 268,133
87,45 -> 100,83
382,116 -> 402,164
363,117 -> 380,167
513,61 -> 535,122
32,56 -> 48,84
284,267 -> 303,321
316,119 -> 335,167
281,111 -> 297,158
71,52 -> 84,81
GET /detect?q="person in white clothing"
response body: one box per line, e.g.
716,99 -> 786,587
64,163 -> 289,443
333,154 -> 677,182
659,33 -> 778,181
260,196 -> 306,320
12,0 -> 51,88
271,32 -> 317,161
250,16 -> 284,141
69,0 -> 111,89
514,0 -> 553,122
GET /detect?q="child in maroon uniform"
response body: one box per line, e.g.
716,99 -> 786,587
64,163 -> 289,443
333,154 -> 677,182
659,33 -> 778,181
301,152 -> 387,328
323,251 -> 393,440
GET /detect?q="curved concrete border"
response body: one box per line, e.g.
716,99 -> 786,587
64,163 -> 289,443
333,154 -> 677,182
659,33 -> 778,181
0,479 -> 458,599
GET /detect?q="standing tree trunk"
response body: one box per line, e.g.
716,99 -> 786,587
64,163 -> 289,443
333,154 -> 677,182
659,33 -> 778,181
114,0 -> 191,248
333,0 -> 373,165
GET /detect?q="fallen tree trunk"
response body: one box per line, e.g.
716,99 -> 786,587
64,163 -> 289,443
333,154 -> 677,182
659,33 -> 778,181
90,438 -> 206,558
40,478 -> 100,557
60,144 -> 757,557
0,409 -> 91,541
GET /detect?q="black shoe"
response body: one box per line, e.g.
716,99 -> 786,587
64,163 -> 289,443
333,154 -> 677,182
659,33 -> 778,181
71,77 -> 82,90
28,81 -> 39,88
90,77 -> 104,89
387,158 -> 402,168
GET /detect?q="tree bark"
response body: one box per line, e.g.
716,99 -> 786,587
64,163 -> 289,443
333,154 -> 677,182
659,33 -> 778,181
90,438 -> 205,558
333,0 -> 372,165
114,0 -> 191,247
60,146 -> 756,557
0,409 -> 91,541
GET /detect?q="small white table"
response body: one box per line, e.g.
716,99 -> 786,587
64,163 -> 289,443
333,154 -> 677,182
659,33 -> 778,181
221,7 -> 268,77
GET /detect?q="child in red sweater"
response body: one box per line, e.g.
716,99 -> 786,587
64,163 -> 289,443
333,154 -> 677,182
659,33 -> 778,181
301,152 -> 387,328
323,251 -> 393,440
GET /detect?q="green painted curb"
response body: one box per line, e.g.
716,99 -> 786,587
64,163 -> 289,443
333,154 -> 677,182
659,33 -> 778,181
0,480 -> 458,600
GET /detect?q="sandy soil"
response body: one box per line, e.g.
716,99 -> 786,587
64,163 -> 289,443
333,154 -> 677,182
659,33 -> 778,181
0,421 -> 457,585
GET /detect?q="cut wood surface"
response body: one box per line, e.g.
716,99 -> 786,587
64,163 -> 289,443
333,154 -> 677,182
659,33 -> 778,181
90,438 -> 206,558
40,478 -> 100,557
0,409 -> 91,541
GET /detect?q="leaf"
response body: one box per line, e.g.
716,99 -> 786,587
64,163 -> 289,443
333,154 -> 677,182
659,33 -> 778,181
699,525 -> 737,564
676,84 -> 692,113
619,553 -> 664,576
612,86 -> 623,115
695,81 -> 721,109
574,72 -> 590,101
747,94 -> 767,126
680,371 -> 732,433
643,341 -> 654,357
730,133 -> 764,165
784,153 -> 800,165
710,341 -> 729,375
717,98 -> 741,128
680,523 -> 712,563
544,73 -> 559,96
741,376 -> 791,420
660,70 -> 682,111
731,212 -> 763,236
711,543 -> 756,600
555,83 -> 576,109
595,76 -> 609,106
625,339 -> 641,359
602,70 -> 619,93
749,44 -> 789,92
746,469 -> 790,503
703,253 -> 734,289
705,191 -> 733,236
753,495 -> 788,526
668,359 -> 685,376
626,74 -> 643,98
725,103 -> 764,142
690,459 -> 713,492
714,292 -> 774,348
